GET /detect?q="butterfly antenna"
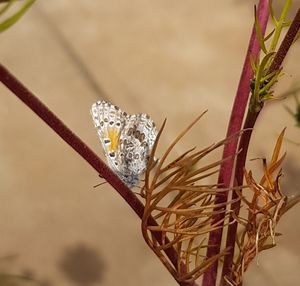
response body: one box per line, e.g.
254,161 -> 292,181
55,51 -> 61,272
93,181 -> 107,188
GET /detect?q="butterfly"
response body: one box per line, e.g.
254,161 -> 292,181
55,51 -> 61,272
90,100 -> 157,187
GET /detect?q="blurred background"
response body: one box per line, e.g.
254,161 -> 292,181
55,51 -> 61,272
1,1 -> 300,285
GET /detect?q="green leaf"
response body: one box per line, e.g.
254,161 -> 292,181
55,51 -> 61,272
269,0 -> 278,26
254,5 -> 268,54
249,54 -> 257,73
253,52 -> 275,97
0,0 -> 15,16
261,70 -> 278,82
260,71 -> 281,95
0,0 -> 36,33
264,29 -> 275,42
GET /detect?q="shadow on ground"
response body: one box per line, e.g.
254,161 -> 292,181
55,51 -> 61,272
58,243 -> 106,286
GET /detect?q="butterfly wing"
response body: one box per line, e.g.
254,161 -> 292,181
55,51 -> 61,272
117,113 -> 157,186
90,101 -> 126,171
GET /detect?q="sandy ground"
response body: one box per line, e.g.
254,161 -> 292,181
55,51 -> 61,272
1,1 -> 300,285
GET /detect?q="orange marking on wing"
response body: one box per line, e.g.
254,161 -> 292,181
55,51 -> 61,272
107,127 -> 120,152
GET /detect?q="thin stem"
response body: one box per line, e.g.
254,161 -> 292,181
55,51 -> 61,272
268,8 -> 300,75
222,7 -> 300,285
0,63 -> 197,286
269,0 -> 291,52
202,1 -> 270,286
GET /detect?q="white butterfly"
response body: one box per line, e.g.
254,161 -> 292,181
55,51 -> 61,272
91,100 -> 157,187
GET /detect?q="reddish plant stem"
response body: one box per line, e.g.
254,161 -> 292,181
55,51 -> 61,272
202,1 -> 269,286
221,8 -> 300,285
0,63 -> 196,286
220,111 -> 259,285
0,64 -> 141,213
